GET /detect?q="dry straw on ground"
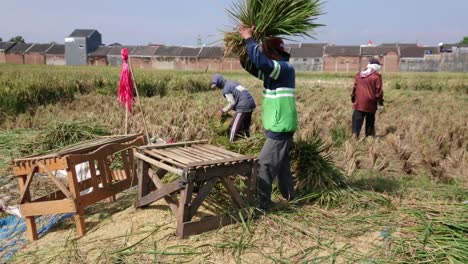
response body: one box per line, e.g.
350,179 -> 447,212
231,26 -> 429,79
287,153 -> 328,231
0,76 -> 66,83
0,65 -> 467,263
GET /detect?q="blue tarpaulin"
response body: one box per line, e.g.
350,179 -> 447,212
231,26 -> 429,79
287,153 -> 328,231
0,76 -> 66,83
0,213 -> 72,262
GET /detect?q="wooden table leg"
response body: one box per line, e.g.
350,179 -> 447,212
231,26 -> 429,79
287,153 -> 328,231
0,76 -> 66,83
18,175 -> 38,241
67,166 -> 86,237
176,180 -> 193,238
137,159 -> 150,203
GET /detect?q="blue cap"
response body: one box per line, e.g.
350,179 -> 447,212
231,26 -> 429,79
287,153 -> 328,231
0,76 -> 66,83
211,73 -> 225,89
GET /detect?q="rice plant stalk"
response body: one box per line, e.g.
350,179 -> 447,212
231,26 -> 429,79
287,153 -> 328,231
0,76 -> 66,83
224,0 -> 324,57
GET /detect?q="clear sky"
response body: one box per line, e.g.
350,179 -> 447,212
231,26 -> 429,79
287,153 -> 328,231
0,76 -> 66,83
0,0 -> 466,46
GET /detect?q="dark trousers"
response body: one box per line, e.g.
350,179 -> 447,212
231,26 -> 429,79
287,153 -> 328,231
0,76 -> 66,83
352,110 -> 375,137
228,112 -> 252,142
257,137 -> 296,210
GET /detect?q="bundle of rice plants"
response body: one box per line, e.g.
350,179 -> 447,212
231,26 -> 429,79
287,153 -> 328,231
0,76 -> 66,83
291,137 -> 351,206
225,0 -> 324,58
210,114 -> 233,136
32,122 -> 109,154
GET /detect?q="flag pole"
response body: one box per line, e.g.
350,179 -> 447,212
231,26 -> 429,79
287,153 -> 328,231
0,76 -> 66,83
128,61 -> 150,143
124,108 -> 128,135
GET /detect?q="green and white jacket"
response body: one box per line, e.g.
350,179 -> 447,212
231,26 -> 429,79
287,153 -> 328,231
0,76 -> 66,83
242,37 -> 297,140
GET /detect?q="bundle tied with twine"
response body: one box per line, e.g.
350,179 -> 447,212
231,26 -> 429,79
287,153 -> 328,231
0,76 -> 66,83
224,0 -> 324,59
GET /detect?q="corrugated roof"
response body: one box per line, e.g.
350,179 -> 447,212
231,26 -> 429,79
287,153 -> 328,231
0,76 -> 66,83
154,46 -> 183,56
290,43 -> 327,58
26,43 -> 54,53
69,29 -> 99,38
400,46 -> 439,58
361,46 -> 398,56
179,47 -> 201,57
88,46 -> 113,57
324,45 -> 360,56
198,46 -> 224,58
0,42 -> 16,51
45,44 -> 65,55
130,46 -> 159,57
107,46 -> 137,56
7,43 -> 34,53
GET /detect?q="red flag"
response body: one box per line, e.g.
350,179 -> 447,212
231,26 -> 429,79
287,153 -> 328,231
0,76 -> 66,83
118,48 -> 134,113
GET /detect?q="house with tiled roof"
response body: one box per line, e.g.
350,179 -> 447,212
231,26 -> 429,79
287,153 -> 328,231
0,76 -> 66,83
107,45 -> 137,67
0,42 -> 16,63
361,45 -> 400,72
24,43 -> 54,65
87,46 -> 112,66
323,45 -> 361,72
5,43 -> 34,64
45,44 -> 65,65
289,43 -> 328,71
129,46 -> 159,69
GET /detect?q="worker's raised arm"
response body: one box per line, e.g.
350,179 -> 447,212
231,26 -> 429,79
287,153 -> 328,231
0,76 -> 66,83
244,37 -> 275,77
238,24 -> 275,80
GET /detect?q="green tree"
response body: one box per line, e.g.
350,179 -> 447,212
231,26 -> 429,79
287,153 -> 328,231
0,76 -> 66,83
0,37 -> 3,41
460,36 -> 468,44
9,36 -> 25,43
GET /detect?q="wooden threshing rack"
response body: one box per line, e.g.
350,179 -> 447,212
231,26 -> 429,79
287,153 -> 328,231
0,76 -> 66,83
134,140 -> 258,238
12,134 -> 146,241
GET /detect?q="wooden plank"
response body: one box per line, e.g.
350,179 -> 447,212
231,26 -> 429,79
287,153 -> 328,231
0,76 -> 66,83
17,175 -> 38,242
138,140 -> 208,150
143,150 -> 186,168
193,163 -> 252,182
80,178 -> 136,208
128,148 -> 135,180
148,169 -> 179,216
134,152 -> 183,175
182,181 -> 194,222
66,136 -> 146,165
137,159 -> 149,201
19,165 -> 38,204
33,190 -> 67,203
66,164 -> 87,237
176,186 -> 189,238
136,181 -> 184,207
121,150 -> 132,181
175,147 -> 218,161
187,156 -> 254,168
112,170 -> 127,181
21,199 -> 76,216
152,149 -> 192,165
220,177 -> 244,209
191,145 -> 232,159
14,134 -> 144,162
58,134 -> 144,156
179,209 -> 250,238
199,144 -> 243,157
37,162 -> 73,199
96,158 -> 108,186
13,158 -> 68,178
182,147 -> 223,161
189,178 -> 217,219
88,160 -> 99,189
165,148 -> 204,162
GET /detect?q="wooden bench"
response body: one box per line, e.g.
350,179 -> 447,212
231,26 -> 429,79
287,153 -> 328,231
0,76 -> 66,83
134,140 -> 258,238
13,134 -> 146,241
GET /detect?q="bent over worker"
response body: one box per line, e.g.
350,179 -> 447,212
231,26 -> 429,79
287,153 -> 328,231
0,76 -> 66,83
211,73 -> 256,142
